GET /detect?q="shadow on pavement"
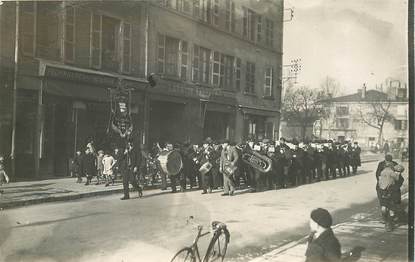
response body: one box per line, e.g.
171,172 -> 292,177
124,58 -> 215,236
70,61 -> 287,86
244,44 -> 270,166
13,212 -> 108,228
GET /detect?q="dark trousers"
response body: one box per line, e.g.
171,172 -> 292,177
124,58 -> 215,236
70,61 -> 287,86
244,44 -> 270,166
123,168 -> 140,198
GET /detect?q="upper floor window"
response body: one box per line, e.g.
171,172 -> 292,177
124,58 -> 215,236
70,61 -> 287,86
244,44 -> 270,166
264,67 -> 273,97
63,3 -> 76,63
336,118 -> 349,129
245,62 -> 256,94
164,0 -> 192,13
235,58 -> 241,90
394,120 -> 407,130
336,106 -> 349,116
225,0 -> 235,32
243,7 -> 256,42
192,45 -> 211,84
265,18 -> 274,47
20,2 -> 37,56
90,14 -> 131,73
212,51 -> 224,87
223,55 -> 234,90
36,2 -> 60,60
212,0 -> 219,26
157,34 -> 188,79
257,15 -> 262,43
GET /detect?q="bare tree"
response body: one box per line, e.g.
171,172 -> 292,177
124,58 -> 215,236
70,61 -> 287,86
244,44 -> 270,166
319,76 -> 341,99
282,85 -> 328,140
358,99 -> 394,145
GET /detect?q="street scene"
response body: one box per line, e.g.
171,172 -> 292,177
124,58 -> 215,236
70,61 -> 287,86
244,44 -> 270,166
0,0 -> 411,262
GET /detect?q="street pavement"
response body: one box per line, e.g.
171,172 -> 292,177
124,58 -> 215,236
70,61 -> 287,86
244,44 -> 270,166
0,152 -> 384,209
0,157 -> 409,262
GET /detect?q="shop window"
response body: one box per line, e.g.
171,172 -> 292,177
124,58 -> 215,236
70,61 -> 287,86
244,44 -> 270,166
245,62 -> 256,94
20,1 -> 37,56
264,67 -> 273,97
225,0 -> 235,32
63,3 -> 76,63
265,18 -> 274,47
265,122 -> 274,139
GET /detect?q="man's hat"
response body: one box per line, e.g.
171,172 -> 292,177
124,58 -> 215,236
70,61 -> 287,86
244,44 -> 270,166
205,137 -> 213,144
310,208 -> 333,228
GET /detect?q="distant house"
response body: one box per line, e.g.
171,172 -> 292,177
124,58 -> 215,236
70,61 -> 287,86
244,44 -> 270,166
317,85 -> 408,149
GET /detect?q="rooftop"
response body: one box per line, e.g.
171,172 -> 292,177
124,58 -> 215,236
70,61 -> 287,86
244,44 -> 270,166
318,89 -> 408,103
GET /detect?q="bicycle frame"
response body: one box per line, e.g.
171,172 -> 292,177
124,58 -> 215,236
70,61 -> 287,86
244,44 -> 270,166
189,225 -> 211,262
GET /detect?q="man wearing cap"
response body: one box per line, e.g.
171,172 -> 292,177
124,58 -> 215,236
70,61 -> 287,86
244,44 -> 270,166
375,154 -> 405,231
305,208 -> 341,262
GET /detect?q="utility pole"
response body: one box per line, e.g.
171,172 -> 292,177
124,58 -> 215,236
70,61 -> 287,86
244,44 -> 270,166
10,1 -> 20,180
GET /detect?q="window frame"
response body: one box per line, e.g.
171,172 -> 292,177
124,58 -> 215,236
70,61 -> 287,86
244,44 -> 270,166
62,3 -> 76,63
264,66 -> 273,97
122,22 -> 132,74
90,13 -> 102,69
20,1 -> 37,57
234,58 -> 241,91
179,40 -> 189,80
245,61 -> 256,94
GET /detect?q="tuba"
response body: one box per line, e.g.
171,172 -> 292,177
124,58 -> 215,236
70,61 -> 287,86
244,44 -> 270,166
242,150 -> 273,173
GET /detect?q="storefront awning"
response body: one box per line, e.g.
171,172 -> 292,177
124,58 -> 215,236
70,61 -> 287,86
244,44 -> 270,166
45,79 -> 110,102
240,106 -> 280,117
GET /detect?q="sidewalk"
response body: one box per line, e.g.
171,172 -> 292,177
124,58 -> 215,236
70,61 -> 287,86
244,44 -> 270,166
250,193 -> 409,262
0,153 -> 383,210
0,178 -> 166,209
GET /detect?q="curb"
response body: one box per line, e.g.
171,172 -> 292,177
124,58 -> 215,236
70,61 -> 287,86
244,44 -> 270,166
0,187 -> 172,210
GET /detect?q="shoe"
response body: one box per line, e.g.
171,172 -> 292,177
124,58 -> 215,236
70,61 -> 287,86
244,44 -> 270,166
221,193 -> 228,196
85,182 -> 90,186
201,191 -> 207,194
120,196 -> 130,200
105,183 -> 109,187
229,191 -> 234,196
95,182 -> 100,185
138,191 -> 143,198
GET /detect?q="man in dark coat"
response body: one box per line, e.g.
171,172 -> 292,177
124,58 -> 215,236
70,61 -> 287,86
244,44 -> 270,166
350,142 -> 361,174
305,208 -> 341,262
82,148 -> 96,185
121,141 -> 142,200
375,154 -> 404,231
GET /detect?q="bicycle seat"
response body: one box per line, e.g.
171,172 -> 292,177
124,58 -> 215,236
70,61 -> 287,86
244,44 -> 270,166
211,221 -> 227,230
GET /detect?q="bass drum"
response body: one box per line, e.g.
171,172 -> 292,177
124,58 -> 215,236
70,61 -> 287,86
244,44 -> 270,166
158,150 -> 183,176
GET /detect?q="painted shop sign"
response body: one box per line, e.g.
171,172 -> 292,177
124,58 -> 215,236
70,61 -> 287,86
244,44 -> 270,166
44,66 -> 117,87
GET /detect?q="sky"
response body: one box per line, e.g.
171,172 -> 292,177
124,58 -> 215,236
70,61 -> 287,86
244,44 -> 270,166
283,0 -> 408,94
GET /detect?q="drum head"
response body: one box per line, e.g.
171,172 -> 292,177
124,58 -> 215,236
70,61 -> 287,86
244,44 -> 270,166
166,150 -> 183,176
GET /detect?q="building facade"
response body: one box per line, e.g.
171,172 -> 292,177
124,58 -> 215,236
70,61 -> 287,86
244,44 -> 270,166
318,86 -> 408,149
0,0 -> 284,178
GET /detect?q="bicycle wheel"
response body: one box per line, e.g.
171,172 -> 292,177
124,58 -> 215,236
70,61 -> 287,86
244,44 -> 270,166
204,228 -> 230,262
170,247 -> 196,262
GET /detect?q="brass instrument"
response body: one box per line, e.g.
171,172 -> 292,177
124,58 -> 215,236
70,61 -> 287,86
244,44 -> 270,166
241,150 -> 273,173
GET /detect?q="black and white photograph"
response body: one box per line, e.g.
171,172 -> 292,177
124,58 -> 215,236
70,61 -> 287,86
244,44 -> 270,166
0,0 -> 412,261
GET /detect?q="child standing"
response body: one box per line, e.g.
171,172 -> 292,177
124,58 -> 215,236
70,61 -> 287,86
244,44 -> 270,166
96,150 -> 105,185
73,150 -> 83,183
102,151 -> 116,187
0,156 -> 10,194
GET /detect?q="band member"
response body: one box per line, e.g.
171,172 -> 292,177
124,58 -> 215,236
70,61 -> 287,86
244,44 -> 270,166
121,141 -> 142,200
350,142 -> 361,174
220,140 -> 238,196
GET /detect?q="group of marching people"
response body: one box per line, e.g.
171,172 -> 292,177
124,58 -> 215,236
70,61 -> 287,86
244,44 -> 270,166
146,137 -> 362,195
70,136 -> 362,198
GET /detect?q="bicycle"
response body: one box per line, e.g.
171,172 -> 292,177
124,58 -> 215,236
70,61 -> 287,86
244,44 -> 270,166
170,217 -> 230,262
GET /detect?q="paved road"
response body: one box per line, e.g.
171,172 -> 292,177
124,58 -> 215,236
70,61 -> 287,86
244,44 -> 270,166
0,161 -> 408,262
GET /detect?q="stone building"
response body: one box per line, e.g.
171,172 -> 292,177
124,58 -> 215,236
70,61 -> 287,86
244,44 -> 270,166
0,0 -> 284,178
318,85 -> 408,149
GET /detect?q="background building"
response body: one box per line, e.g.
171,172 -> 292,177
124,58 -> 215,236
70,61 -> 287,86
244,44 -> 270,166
318,84 -> 408,149
0,0 -> 284,178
